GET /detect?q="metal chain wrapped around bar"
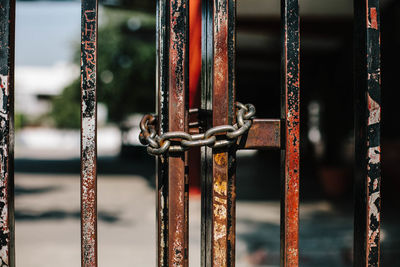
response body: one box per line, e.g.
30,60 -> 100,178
139,102 -> 256,155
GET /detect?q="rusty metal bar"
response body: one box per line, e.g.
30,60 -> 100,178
354,0 -> 381,266
168,0 -> 189,266
80,0 -> 98,266
201,0 -> 237,266
280,0 -> 300,266
156,0 -> 189,266
238,119 -> 281,150
0,0 -> 15,266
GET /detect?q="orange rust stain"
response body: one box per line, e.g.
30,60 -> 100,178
213,203 -> 227,219
213,221 -> 227,266
212,151 -> 229,266
214,196 -> 227,204
214,153 -> 227,167
213,179 -> 227,196
369,8 -> 378,30
284,70 -> 300,266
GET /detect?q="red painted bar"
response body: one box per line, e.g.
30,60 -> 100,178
354,0 -> 382,266
80,0 -> 98,266
0,0 -> 15,266
280,0 -> 300,266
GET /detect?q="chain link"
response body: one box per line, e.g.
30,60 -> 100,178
139,102 -> 256,155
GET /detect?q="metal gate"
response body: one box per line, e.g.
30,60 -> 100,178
0,0 -> 381,266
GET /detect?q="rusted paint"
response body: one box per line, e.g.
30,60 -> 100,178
368,7 -> 378,30
210,0 -> 236,266
212,154 -> 229,267
238,119 -> 281,150
80,1 -> 98,266
168,0 -> 189,266
354,1 -> 381,266
0,1 -> 15,266
280,0 -> 300,266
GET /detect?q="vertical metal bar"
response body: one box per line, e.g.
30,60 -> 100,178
156,0 -> 169,265
157,0 -> 189,266
0,0 -> 15,266
201,0 -> 237,266
201,0 -> 213,265
168,1 -> 189,265
354,1 -> 381,266
80,0 -> 98,266
280,0 -> 300,266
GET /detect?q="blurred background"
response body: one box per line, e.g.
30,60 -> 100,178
14,0 -> 399,266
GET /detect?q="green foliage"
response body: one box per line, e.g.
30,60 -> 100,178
97,9 -> 156,123
15,113 -> 27,131
51,79 -> 81,129
50,8 -> 156,128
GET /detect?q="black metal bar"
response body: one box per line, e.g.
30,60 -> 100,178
201,0 -> 214,266
80,0 -> 98,266
156,0 -> 169,265
354,0 -> 382,266
280,0 -> 300,266
226,1 -> 236,265
0,0 -> 15,266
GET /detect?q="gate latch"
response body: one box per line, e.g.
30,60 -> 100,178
139,102 -> 256,155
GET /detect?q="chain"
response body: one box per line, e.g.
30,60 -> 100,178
139,102 -> 256,155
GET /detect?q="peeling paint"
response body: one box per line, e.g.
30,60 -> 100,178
365,2 -> 381,266
167,1 -> 189,266
0,1 -> 14,265
208,1 -> 237,266
368,7 -> 378,30
81,2 -> 98,267
354,1 -> 381,266
156,1 -> 169,266
368,94 -> 381,125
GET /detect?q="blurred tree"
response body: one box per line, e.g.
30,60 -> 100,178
51,79 -> 81,128
102,0 -> 155,12
50,8 -> 156,128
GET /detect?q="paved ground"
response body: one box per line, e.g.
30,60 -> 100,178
14,172 -> 400,267
12,142 -> 400,267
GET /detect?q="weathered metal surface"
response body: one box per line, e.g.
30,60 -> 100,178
354,1 -> 381,266
168,1 -> 189,266
156,0 -> 190,266
238,119 -> 281,150
0,1 -> 15,266
280,0 -> 300,266
80,0 -> 98,266
211,0 -> 236,266
156,1 -> 169,266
